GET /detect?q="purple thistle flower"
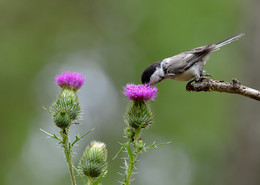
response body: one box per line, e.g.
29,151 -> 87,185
123,83 -> 158,101
56,71 -> 85,91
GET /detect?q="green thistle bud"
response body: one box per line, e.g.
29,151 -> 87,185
124,127 -> 135,141
78,141 -> 108,179
137,139 -> 144,151
51,89 -> 81,129
53,110 -> 71,129
124,101 -> 153,129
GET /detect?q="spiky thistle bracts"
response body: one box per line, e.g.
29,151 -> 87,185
78,141 -> 108,179
51,89 -> 81,128
124,100 -> 153,129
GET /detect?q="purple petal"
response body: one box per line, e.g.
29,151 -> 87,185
56,71 -> 85,91
123,83 -> 158,101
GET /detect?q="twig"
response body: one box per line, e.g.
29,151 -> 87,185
186,78 -> 260,101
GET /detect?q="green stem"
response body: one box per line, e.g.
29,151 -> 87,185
125,152 -> 138,185
87,177 -> 93,185
125,127 -> 141,185
62,129 -> 77,185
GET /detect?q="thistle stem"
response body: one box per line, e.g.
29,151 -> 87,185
62,129 -> 77,185
125,127 -> 141,185
87,177 -> 93,185
125,153 -> 138,185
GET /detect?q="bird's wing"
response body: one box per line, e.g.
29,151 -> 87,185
164,45 -> 215,75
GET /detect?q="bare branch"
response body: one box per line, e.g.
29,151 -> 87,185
186,78 -> 260,101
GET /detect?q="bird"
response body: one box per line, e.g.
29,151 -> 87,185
141,33 -> 244,85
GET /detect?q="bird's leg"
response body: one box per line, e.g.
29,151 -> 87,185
187,79 -> 196,85
186,75 -> 210,91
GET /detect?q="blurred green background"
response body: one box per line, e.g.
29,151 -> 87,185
2,0 -> 260,185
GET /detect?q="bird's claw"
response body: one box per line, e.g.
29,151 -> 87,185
201,73 -> 213,79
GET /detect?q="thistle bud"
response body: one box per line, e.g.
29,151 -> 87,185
78,141 -> 108,179
51,89 -> 81,129
124,100 -> 153,129
53,110 -> 71,129
137,138 -> 144,151
124,127 -> 135,141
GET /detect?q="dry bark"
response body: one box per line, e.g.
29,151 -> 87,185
186,78 -> 260,101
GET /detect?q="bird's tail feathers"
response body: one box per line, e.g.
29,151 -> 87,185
215,33 -> 244,49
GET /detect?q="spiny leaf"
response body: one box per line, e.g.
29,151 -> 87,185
113,141 -> 130,160
127,145 -> 133,163
144,141 -> 171,150
124,159 -> 129,170
71,128 -> 95,147
40,128 -> 61,141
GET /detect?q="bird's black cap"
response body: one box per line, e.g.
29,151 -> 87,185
141,62 -> 161,84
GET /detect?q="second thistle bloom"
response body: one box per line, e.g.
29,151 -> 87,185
123,83 -> 158,101
123,83 -> 157,130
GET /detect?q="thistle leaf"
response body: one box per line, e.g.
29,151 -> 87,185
127,145 -> 133,163
144,141 -> 171,150
40,128 -> 61,141
113,141 -> 130,160
71,128 -> 94,147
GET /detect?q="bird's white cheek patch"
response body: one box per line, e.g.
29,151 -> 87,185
150,67 -> 164,84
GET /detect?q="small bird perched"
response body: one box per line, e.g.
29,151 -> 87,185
141,33 -> 244,85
